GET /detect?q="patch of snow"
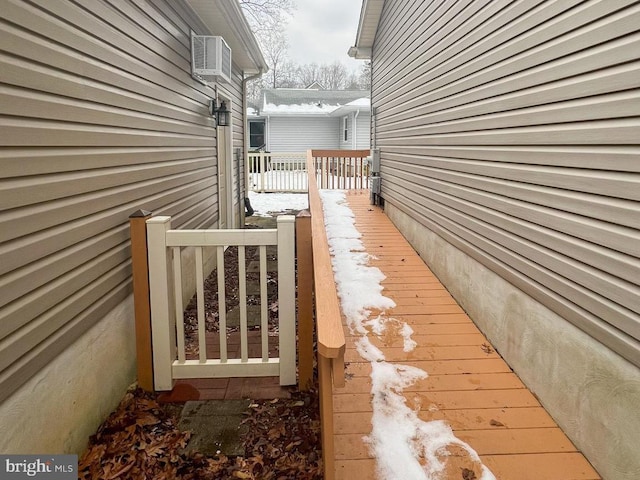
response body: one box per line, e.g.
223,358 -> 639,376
319,190 -> 496,480
346,97 -> 370,107
263,102 -> 338,114
248,191 -> 308,217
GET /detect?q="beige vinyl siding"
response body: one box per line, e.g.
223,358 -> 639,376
372,0 -> 640,366
0,0 -> 230,402
268,116 -> 339,151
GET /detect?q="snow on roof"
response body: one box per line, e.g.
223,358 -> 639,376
259,88 -> 370,116
346,97 -> 370,107
263,102 -> 338,115
320,189 -> 496,480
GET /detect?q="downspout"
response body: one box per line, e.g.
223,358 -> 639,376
353,109 -> 360,149
242,69 -> 263,217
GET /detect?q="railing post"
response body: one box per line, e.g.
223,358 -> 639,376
296,210 -> 314,390
129,209 -> 154,391
146,216 -> 175,391
277,215 -> 297,385
319,354 -> 335,480
259,152 -> 266,192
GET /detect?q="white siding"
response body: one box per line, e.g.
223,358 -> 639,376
0,0 -> 243,402
355,112 -> 371,149
372,0 -> 640,368
268,116 -> 339,151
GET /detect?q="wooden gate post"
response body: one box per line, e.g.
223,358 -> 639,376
296,210 -> 314,390
129,210 -> 153,391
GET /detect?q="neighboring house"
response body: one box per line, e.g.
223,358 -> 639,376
248,88 -> 370,152
350,2 -> 639,480
0,0 -> 266,454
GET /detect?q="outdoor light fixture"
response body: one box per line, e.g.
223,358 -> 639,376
210,98 -> 230,126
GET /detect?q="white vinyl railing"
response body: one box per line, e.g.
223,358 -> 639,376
146,215 -> 296,390
249,150 -> 371,193
249,152 -> 308,192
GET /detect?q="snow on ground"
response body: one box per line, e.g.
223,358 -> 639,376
320,190 -> 496,480
248,191 -> 309,217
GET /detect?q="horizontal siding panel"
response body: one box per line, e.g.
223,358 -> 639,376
0,0 -> 235,400
0,280 -> 131,404
376,33 -> 640,124
0,119 -> 216,147
384,183 -> 640,340
379,119 -> 640,145
376,2 -> 637,112
0,244 -> 129,341
0,262 -> 131,373
0,158 -> 215,209
374,0 -> 544,95
382,170 -> 640,298
373,0 -> 640,365
0,174 -> 217,277
377,62 -> 640,129
3,0 -> 206,100
0,86 -> 214,135
384,152 -> 640,203
0,174 -> 215,244
384,164 -> 640,269
0,147 -> 214,178
378,90 -> 640,136
356,113 -> 370,149
384,145 -> 639,171
0,58 -> 210,125
387,194 -> 640,368
0,180 -> 216,309
0,23 -> 208,112
269,117 -> 338,151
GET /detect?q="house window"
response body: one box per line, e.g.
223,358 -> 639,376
343,116 -> 348,142
249,120 -> 266,150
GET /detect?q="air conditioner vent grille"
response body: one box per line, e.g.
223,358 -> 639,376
191,34 -> 232,83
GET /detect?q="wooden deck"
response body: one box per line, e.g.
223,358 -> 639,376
330,191 -> 600,480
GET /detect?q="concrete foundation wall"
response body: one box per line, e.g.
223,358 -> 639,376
0,297 -> 136,454
385,202 -> 640,480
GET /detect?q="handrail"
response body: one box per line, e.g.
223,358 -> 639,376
307,151 -> 346,368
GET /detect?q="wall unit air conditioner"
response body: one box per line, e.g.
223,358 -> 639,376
191,34 -> 232,83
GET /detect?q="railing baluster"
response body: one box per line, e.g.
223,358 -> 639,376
260,153 -> 266,192
196,246 -> 206,362
173,246 -> 185,363
260,245 -> 268,362
239,246 -> 248,362
217,246 -> 227,362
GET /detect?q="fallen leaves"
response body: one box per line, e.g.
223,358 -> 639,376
79,389 -> 189,480
79,388 -> 322,480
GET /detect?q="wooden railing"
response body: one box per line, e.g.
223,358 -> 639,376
311,149 -> 371,190
306,150 -> 347,480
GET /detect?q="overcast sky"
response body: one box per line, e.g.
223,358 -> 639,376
283,0 -> 364,72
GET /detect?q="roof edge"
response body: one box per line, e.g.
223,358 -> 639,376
349,0 -> 384,59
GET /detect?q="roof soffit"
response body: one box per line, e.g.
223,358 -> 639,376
349,0 -> 384,59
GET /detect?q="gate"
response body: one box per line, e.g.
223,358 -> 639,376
145,215 -> 296,391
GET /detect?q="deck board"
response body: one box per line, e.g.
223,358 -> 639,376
329,192 -> 600,480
